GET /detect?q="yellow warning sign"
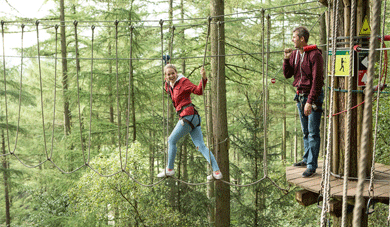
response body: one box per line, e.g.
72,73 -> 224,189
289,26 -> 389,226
328,50 -> 350,76
359,15 -> 371,35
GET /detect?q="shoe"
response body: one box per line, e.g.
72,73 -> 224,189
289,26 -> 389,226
157,168 -> 175,178
207,171 -> 223,181
302,168 -> 316,178
293,161 -> 307,167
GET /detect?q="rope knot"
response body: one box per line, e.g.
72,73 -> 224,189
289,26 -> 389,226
21,24 -> 25,29
1,20 -> 4,26
114,20 -> 119,26
91,25 -> 95,30
54,24 -> 59,30
73,20 -> 78,26
159,19 -> 164,26
35,20 -> 40,26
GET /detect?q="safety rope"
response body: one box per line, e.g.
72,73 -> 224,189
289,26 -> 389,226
341,0 -> 356,225
321,0 -> 340,225
201,17 -> 213,178
159,19 -> 167,176
353,0 -> 381,225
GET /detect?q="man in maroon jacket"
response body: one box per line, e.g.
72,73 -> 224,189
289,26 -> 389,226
283,26 -> 324,178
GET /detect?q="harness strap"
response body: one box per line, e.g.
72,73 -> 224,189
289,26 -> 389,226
177,103 -> 194,115
180,115 -> 201,130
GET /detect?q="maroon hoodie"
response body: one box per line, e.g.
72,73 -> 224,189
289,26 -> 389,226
283,48 -> 324,104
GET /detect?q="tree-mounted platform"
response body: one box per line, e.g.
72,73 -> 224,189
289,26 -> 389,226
286,161 -> 390,204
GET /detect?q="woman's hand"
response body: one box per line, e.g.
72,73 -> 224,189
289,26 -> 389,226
201,67 -> 206,80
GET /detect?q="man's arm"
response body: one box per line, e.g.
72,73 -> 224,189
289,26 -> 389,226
283,48 -> 294,79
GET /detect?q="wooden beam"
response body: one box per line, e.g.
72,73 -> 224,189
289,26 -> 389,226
329,200 -> 342,217
295,190 -> 320,207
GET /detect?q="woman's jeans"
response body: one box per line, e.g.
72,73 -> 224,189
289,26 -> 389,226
296,91 -> 324,171
167,114 -> 220,172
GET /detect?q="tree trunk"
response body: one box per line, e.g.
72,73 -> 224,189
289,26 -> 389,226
2,130 -> 11,226
210,0 -> 230,226
60,0 -> 71,136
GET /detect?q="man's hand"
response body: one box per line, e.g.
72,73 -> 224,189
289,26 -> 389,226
284,48 -> 293,59
304,103 -> 312,116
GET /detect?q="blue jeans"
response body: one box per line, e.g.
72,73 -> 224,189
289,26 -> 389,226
167,114 -> 220,171
296,91 -> 324,171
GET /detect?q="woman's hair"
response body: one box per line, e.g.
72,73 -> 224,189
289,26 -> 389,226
164,64 -> 177,74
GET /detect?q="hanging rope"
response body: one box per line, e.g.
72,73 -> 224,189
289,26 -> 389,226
159,19 -> 168,176
1,21 -> 11,158
124,25 -> 135,171
353,0 -> 381,225
87,25 -> 95,165
12,24 -> 25,156
36,20 -> 49,160
321,0 -> 340,225
114,20 -> 124,170
341,0 -> 356,225
368,0 -> 387,208
73,20 -> 87,165
201,17 -> 213,177
49,24 -> 59,161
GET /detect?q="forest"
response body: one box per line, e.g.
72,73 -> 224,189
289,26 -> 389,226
0,0 -> 390,226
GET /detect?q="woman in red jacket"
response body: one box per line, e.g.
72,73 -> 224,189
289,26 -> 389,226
157,64 -> 222,180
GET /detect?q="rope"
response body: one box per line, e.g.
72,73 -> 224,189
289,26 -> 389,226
321,0 -> 340,225
73,20 -> 87,164
263,11 -> 269,177
114,20 -> 123,170
36,20 -> 49,160
342,0 -> 356,225
201,17 -> 213,177
87,25 -> 95,164
13,24 -> 24,155
1,21 -> 11,157
159,19 -> 167,176
353,0 -> 381,225
368,0 -> 387,203
49,24 -> 59,160
124,25 -> 135,171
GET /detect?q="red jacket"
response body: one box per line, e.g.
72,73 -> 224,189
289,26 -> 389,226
165,74 -> 207,117
283,48 -> 324,104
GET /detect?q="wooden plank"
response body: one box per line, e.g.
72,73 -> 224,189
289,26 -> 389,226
286,162 -> 390,200
295,189 -> 320,206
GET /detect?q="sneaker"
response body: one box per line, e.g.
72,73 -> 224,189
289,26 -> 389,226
293,161 -> 307,167
207,171 -> 223,181
302,168 -> 316,178
157,168 -> 175,178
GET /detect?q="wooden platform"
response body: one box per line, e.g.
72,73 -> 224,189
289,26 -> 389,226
286,161 -> 390,200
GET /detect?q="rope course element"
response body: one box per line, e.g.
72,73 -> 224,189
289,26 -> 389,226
0,1 -> 323,193
321,0 -> 341,225
367,0 -> 387,217
342,0 -> 356,225
353,0 -> 381,225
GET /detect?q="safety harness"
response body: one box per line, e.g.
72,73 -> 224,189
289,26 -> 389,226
167,82 -> 201,130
